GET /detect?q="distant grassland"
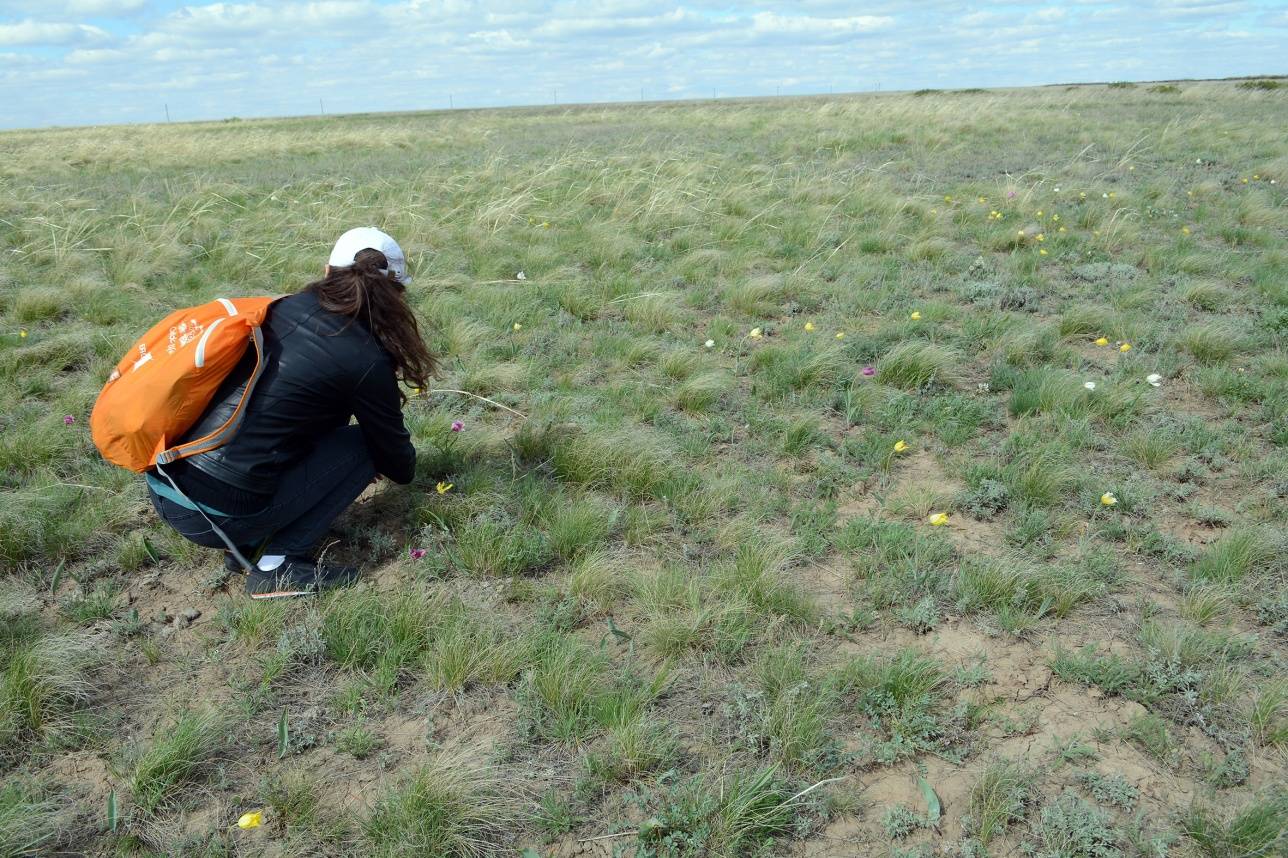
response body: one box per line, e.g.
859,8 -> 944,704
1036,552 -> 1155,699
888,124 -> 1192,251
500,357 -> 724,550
1,82 -> 1286,857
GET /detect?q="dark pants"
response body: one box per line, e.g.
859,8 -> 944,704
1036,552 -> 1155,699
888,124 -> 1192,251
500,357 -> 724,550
149,425 -> 376,558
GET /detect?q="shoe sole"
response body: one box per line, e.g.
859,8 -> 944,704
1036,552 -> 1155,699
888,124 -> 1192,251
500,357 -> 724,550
245,570 -> 359,599
248,587 -> 317,600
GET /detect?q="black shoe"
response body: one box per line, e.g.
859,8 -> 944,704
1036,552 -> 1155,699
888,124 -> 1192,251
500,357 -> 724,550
245,557 -> 360,600
223,549 -> 258,573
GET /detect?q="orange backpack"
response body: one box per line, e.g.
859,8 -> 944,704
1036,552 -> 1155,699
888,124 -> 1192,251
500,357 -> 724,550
91,297 -> 277,473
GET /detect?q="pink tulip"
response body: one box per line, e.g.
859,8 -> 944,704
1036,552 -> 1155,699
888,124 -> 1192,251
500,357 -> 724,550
861,366 -> 876,377
451,421 -> 464,432
63,415 -> 75,425
409,548 -> 427,560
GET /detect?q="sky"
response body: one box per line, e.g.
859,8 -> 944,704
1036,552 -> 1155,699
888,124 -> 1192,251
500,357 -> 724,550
0,1 -> 1285,130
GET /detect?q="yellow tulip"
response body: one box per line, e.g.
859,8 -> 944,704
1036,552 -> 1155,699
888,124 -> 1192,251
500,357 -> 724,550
1039,249 -> 1048,256
910,311 -> 921,321
1119,343 -> 1132,353
835,331 -> 845,340
19,329 -> 27,339
1094,337 -> 1109,346
1100,492 -> 1117,506
1036,233 -> 1044,241
237,811 -> 263,830
436,481 -> 453,495
893,440 -> 908,453
512,323 -> 522,332
928,512 -> 949,527
1181,226 -> 1191,235
804,321 -> 815,332
749,327 -> 762,339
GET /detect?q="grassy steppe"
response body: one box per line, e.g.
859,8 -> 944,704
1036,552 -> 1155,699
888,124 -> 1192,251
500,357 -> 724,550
1,81 -> 1286,857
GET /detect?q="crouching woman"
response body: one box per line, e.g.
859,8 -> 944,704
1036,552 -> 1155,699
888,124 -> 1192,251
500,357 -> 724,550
148,227 -> 434,598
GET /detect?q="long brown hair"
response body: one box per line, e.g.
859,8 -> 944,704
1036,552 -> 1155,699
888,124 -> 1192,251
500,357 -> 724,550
305,247 -> 436,395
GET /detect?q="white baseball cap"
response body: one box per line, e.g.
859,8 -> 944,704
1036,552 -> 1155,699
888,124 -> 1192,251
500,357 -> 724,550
328,226 -> 410,283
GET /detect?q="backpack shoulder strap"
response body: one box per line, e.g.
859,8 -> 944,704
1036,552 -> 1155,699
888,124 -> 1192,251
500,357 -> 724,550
155,325 -> 267,466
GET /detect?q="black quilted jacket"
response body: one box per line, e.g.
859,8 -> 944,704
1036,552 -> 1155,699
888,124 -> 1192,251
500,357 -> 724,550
174,290 -> 415,493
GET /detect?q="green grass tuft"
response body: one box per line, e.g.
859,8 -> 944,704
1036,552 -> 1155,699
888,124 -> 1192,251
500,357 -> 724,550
365,747 -> 518,858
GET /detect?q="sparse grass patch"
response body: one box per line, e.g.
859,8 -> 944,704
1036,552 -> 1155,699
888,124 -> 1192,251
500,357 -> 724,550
1180,323 -> 1245,364
634,765 -> 800,857
128,709 -> 224,813
518,634 -> 667,743
1181,789 -> 1288,858
0,630 -> 95,763
0,779 -> 60,858
876,341 -> 964,391
829,649 -> 954,763
964,758 -> 1035,846
584,717 -> 677,785
1191,527 -> 1281,587
365,746 -> 518,857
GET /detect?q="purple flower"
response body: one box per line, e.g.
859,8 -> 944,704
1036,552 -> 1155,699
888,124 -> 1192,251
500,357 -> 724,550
63,415 -> 75,425
861,366 -> 876,377
450,421 -> 464,433
409,547 -> 427,560
1006,190 -> 1017,199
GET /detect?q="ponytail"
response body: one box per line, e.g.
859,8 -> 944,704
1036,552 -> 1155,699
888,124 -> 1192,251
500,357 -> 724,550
304,247 -> 436,398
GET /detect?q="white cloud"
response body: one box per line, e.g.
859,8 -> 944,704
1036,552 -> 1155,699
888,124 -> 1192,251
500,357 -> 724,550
534,8 -> 701,38
0,19 -> 111,46
3,0 -> 146,14
65,47 -> 129,62
62,0 -> 148,13
159,1 -> 377,39
1031,7 -> 1066,22
750,12 -> 895,37
1153,0 -> 1249,17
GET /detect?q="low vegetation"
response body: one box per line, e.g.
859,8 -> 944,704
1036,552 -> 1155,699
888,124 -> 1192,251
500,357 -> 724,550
1,79 -> 1284,853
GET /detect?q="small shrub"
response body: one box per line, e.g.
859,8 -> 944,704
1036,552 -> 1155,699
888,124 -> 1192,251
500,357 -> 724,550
882,803 -> 928,839
1049,645 -> 1141,697
1075,771 -> 1138,809
1024,792 -> 1119,857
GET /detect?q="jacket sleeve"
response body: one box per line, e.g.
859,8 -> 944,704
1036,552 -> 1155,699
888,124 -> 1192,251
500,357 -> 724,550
351,357 -> 416,484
